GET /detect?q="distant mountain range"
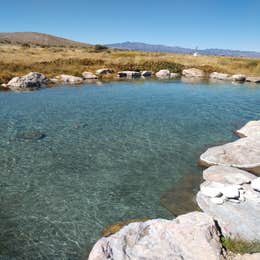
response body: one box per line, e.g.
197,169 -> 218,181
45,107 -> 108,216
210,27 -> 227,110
0,32 -> 90,47
106,41 -> 260,58
1,32 -> 259,58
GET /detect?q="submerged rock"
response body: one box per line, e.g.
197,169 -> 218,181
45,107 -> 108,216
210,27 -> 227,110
160,174 -> 202,216
82,72 -> 98,79
7,72 -> 48,91
88,211 -> 224,260
15,131 -> 46,141
199,137 -> 260,175
210,72 -> 231,81
236,120 -> 260,138
182,68 -> 206,78
117,71 -> 141,78
155,69 -> 170,79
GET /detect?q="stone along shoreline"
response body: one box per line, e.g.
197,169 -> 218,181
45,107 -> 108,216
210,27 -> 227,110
88,121 -> 260,260
1,68 -> 260,91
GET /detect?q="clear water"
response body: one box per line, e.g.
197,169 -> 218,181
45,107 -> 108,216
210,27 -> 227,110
0,80 -> 259,259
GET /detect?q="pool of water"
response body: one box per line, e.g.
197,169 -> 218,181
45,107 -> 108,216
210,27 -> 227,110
0,80 -> 260,259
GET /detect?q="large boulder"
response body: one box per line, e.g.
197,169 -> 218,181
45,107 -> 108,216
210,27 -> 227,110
210,72 -> 231,81
57,74 -> 83,84
234,253 -> 260,260
203,165 -> 256,185
232,74 -> 246,82
7,72 -> 48,90
82,72 -> 98,79
236,120 -> 260,138
117,71 -> 141,78
199,137 -> 260,175
155,69 -> 170,79
88,211 -> 224,260
182,68 -> 206,78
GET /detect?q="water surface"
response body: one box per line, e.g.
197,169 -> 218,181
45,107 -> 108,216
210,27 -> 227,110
0,80 -> 260,259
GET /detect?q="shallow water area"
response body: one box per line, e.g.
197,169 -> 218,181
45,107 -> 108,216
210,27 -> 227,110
0,80 -> 260,259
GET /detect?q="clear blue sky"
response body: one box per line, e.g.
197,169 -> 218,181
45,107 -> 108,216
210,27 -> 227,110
1,0 -> 260,51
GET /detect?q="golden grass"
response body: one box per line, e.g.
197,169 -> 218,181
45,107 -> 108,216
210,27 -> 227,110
1,44 -> 260,84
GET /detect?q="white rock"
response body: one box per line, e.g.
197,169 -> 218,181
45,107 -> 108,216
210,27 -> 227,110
232,74 -> 246,82
96,69 -> 113,75
155,69 -> 170,79
200,183 -> 223,198
7,72 -> 48,90
88,212 -> 224,260
233,253 -> 260,260
209,72 -> 231,81
200,137 -> 260,175
203,165 -> 255,185
211,197 -> 225,205
170,73 -> 180,79
58,74 -> 83,84
246,77 -> 260,83
82,72 -> 98,79
251,178 -> 260,192
182,68 -> 206,78
197,190 -> 260,240
236,120 -> 260,138
221,185 -> 240,199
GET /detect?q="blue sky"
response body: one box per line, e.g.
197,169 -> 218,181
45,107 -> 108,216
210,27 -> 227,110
1,0 -> 260,51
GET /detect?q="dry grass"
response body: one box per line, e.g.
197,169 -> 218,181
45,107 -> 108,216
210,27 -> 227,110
1,44 -> 260,84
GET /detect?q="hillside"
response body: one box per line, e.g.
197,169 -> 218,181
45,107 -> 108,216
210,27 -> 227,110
0,32 -> 91,47
107,41 -> 260,58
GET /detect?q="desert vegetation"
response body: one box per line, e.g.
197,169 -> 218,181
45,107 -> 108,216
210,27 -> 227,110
1,43 -> 260,84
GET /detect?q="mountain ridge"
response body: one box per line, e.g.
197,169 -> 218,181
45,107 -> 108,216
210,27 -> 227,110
106,41 -> 260,58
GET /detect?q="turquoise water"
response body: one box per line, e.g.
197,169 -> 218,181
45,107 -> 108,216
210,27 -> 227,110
0,80 -> 260,259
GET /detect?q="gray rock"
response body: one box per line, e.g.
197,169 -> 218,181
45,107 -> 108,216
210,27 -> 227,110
96,69 -> 113,75
141,71 -> 152,77
88,211 -> 224,260
57,74 -> 83,84
209,72 -> 231,81
232,74 -> 246,82
117,71 -> 141,78
182,68 -> 206,78
155,69 -> 170,79
251,177 -> 260,192
246,77 -> 260,83
200,137 -> 260,175
203,166 -> 256,185
236,120 -> 260,138
197,191 -> 260,241
7,72 -> 48,90
82,72 -> 98,79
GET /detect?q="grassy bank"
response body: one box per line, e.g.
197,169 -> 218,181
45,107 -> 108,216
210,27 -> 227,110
1,44 -> 260,84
